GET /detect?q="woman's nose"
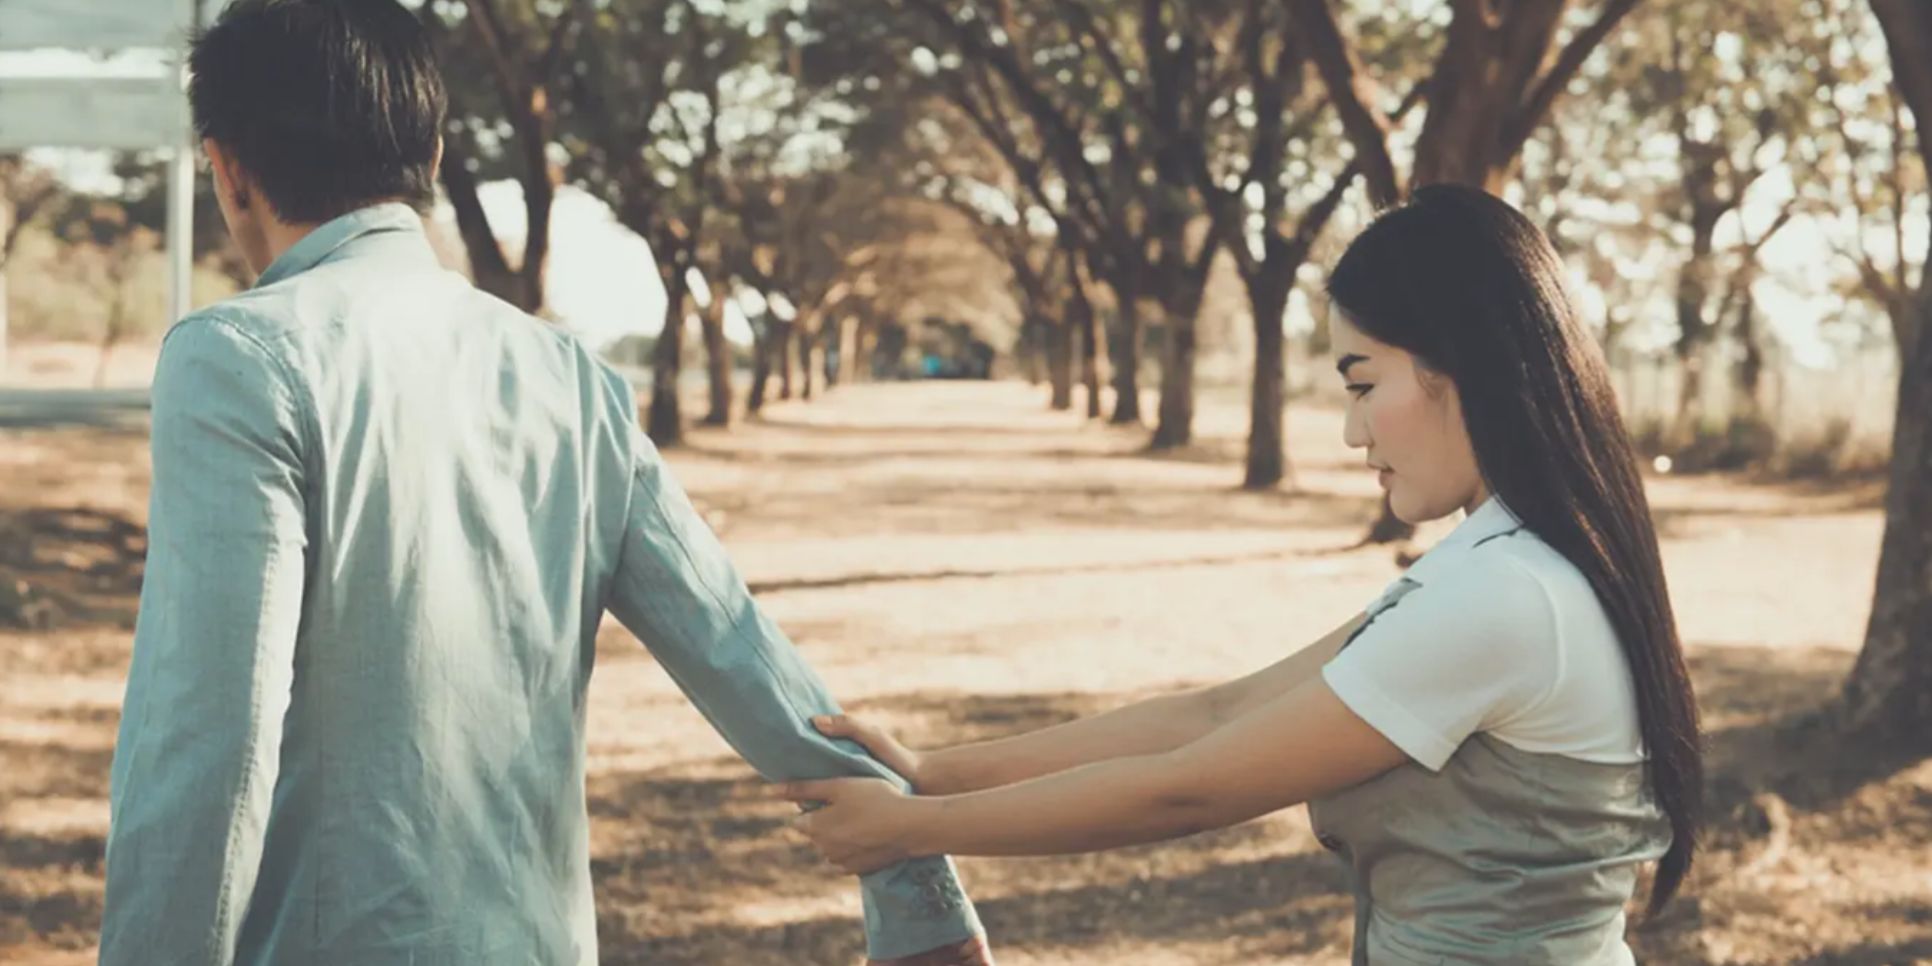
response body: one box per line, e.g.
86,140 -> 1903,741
1343,404 -> 1370,449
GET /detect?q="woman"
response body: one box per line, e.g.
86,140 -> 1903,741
782,185 -> 1703,965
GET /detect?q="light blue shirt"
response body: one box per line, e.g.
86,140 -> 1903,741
100,203 -> 982,965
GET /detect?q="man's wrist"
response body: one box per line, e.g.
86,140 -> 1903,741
868,935 -> 993,966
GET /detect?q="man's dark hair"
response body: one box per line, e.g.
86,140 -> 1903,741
189,0 -> 447,224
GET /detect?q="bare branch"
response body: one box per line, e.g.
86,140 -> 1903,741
463,0 -> 528,117
1284,0 -> 1402,205
1501,0 -> 1641,159
1050,0 -> 1153,121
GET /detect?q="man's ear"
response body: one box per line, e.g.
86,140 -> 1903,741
203,138 -> 251,211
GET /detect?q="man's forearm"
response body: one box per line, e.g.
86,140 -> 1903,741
608,435 -> 984,958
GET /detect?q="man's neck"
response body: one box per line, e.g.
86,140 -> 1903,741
260,218 -> 324,269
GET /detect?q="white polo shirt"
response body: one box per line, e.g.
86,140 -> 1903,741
1322,497 -> 1647,770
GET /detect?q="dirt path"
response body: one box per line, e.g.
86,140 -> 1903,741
1,381 -> 1922,965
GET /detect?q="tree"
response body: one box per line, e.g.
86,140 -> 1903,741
1817,1 -> 1927,372
48,198 -> 159,384
1181,1 -> 1428,488
0,156 -> 64,371
1838,0 -> 1932,742
565,0 -> 734,445
1289,0 -> 1645,539
817,0 -> 1237,439
1557,0 -> 1816,450
421,0 -> 579,313
693,269 -> 734,425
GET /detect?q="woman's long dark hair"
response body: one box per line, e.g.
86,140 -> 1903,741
1326,184 -> 1702,913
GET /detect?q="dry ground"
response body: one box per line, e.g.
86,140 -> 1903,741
1,378 -> 1925,965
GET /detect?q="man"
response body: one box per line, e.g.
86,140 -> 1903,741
98,1 -> 990,963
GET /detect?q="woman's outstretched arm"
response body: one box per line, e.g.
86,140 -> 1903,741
785,676 -> 1406,873
849,613 -> 1367,795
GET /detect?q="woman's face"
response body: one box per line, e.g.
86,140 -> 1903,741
1331,314 -> 1489,524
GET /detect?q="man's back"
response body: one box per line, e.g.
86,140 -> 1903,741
101,1 -> 983,960
107,205 -> 633,963
101,205 -> 983,965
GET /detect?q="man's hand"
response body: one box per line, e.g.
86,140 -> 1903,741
868,936 -> 994,966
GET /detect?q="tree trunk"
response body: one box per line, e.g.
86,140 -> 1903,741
1733,290 -> 1765,423
513,91 -> 556,314
1046,317 -> 1074,411
1410,4 -> 1566,192
1064,244 -> 1105,419
1839,287 -> 1932,741
1019,318 -> 1044,386
831,314 -> 858,388
1109,272 -> 1144,424
853,318 -> 875,383
94,337 -> 116,390
515,168 -> 554,314
647,274 -> 687,446
823,325 -> 838,388
1669,188 -> 1725,447
799,324 -> 816,401
748,320 -> 772,415
439,145 -> 527,308
1244,271 -> 1294,489
1151,301 -> 1197,448
700,287 -> 732,427
774,318 -> 796,400
1078,291 -> 1104,420
1839,0 -> 1932,745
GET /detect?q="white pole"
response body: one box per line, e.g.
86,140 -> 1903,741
166,146 -> 194,324
0,244 -> 10,384
167,0 -> 198,326
0,190 -> 10,382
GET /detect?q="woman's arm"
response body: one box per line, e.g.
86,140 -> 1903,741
786,676 -> 1407,873
907,613 -> 1367,795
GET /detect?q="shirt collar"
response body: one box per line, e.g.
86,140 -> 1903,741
254,202 -> 432,289
1402,495 -> 1525,584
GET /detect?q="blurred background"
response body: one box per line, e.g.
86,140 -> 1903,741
2,1 -> 1928,963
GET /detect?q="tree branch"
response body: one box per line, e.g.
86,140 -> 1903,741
463,0 -> 528,119
1504,0 -> 1642,159
1285,0 -> 1402,205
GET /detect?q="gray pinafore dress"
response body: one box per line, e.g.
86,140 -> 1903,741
1307,579 -> 1673,965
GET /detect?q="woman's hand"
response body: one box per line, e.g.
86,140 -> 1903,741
780,777 -> 932,876
814,714 -> 930,791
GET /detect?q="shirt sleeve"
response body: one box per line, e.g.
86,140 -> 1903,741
603,424 -> 983,960
1321,553 -> 1561,771
101,314 -> 310,965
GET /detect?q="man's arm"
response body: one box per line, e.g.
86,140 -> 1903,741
100,316 -> 309,965
604,429 -> 986,962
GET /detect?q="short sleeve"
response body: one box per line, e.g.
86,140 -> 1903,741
1321,554 -> 1561,770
